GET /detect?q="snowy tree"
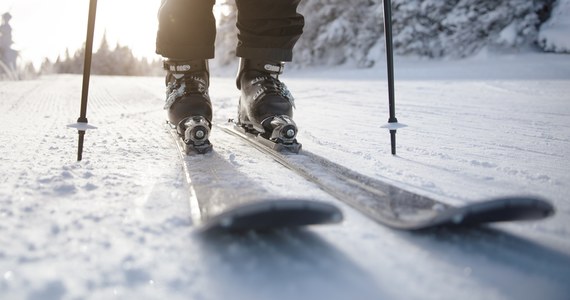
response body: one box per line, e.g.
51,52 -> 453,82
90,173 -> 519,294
213,0 -> 383,68
417,0 -> 543,57
1,12 -> 18,74
538,0 -> 570,53
92,32 -> 114,75
40,57 -> 55,74
295,0 -> 382,67
206,0 -> 560,68
44,35 -> 162,77
56,49 -> 76,74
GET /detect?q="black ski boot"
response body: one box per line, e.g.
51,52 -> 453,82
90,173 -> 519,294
164,59 -> 213,154
236,58 -> 301,153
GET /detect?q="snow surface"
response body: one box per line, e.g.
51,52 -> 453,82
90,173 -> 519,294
1,53 -> 570,300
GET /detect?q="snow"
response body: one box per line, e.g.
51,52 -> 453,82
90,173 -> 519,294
539,0 -> 570,53
1,52 -> 570,299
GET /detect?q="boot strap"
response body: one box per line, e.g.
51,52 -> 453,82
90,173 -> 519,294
163,60 -> 208,74
243,59 -> 285,75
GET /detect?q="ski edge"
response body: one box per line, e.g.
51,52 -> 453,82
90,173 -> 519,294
167,123 -> 203,226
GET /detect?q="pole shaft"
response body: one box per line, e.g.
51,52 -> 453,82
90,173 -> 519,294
383,0 -> 398,155
79,0 -> 98,123
77,0 -> 98,161
383,0 -> 397,123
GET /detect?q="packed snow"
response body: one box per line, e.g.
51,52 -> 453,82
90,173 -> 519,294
1,52 -> 570,300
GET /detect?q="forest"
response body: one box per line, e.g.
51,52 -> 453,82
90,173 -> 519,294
41,0 -> 567,75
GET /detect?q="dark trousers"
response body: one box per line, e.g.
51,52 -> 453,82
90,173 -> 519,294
156,0 -> 304,62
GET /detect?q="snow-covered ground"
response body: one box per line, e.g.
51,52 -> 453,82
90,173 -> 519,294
1,52 -> 570,300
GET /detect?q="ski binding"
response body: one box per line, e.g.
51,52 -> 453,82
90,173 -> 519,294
230,115 -> 302,153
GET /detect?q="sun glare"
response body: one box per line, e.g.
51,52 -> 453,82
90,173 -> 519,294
2,0 -> 162,67
93,0 -> 161,59
2,0 -> 231,68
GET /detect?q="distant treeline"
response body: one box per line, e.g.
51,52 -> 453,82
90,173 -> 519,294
41,33 -> 163,76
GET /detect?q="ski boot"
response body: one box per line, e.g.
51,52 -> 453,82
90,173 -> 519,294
236,58 -> 301,153
164,59 -> 213,154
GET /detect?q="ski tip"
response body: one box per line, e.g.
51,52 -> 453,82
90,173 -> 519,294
420,196 -> 556,230
384,195 -> 556,231
496,195 -> 556,218
200,199 -> 343,233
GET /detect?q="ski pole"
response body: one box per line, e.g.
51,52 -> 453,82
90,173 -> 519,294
69,0 -> 98,161
381,0 -> 405,155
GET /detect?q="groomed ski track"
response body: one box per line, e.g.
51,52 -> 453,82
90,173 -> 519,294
1,54 -> 570,299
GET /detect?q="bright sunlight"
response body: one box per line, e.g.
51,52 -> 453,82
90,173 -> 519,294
2,0 -> 162,67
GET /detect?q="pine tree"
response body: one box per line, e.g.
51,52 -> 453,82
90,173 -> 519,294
46,38 -> 161,77
294,0 -> 383,67
301,1 -> 552,65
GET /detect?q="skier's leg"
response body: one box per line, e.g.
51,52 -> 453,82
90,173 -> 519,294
156,0 -> 216,153
156,0 -> 216,60
234,0 -> 304,62
234,0 -> 304,149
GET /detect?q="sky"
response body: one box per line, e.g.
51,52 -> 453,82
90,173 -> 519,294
1,0 -> 163,68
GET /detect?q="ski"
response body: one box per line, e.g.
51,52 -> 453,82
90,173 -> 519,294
167,124 -> 343,232
219,123 -> 556,230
